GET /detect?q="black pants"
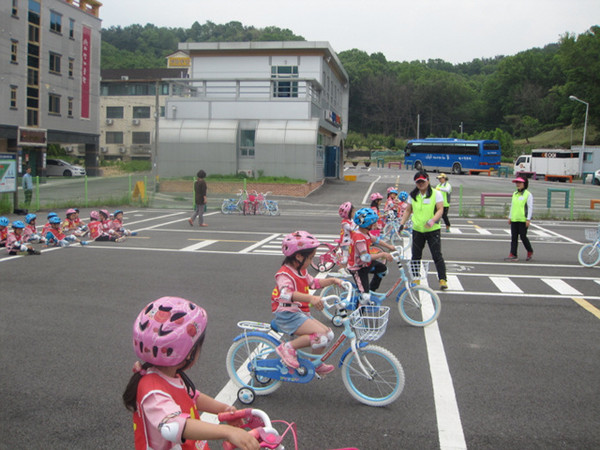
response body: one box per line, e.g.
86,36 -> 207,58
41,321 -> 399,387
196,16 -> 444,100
351,260 -> 388,293
412,229 -> 446,281
510,221 -> 533,256
441,206 -> 450,227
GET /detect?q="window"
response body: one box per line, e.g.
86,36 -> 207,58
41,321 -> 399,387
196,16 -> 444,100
132,132 -> 151,144
106,132 -> 124,144
27,109 -> 38,126
28,24 -> 39,42
49,52 -> 61,74
50,11 -> 62,33
68,58 -> 74,77
10,86 -> 17,108
584,152 -> 593,163
69,18 -> 75,39
12,0 -> 18,16
132,106 -> 151,119
271,66 -> 298,98
27,68 -> 38,85
11,40 -> 18,63
48,93 -> 60,114
106,106 -> 124,119
160,106 -> 165,117
239,130 -> 255,158
67,97 -> 73,117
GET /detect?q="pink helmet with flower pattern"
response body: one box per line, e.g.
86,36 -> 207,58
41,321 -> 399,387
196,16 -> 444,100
133,297 -> 208,367
281,230 -> 320,257
370,192 -> 383,202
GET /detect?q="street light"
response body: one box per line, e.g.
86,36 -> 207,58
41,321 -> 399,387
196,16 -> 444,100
569,95 -> 589,152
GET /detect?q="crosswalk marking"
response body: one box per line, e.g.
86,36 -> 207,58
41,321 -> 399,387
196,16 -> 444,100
446,275 -> 463,291
542,278 -> 583,296
475,228 -> 492,235
180,240 -> 217,251
490,276 -> 523,294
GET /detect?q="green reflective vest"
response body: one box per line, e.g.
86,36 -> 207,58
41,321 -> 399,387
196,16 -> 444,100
511,190 -> 530,222
412,192 -> 441,233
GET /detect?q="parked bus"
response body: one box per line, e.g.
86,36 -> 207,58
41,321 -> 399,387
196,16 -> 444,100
404,138 -> 502,174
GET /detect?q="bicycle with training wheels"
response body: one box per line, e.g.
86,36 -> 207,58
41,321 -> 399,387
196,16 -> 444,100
310,239 -> 346,274
255,191 -> 280,216
320,251 -> 441,327
578,224 -> 600,267
225,282 -> 405,407
219,408 -> 358,449
222,189 -> 247,215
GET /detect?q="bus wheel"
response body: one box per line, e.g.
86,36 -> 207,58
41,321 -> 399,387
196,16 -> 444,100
414,161 -> 423,171
452,163 -> 462,175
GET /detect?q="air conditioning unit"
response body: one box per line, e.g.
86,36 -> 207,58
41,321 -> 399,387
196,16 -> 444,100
237,169 -> 253,177
100,146 -> 108,153
119,146 -> 127,154
132,119 -> 140,126
105,119 -> 114,125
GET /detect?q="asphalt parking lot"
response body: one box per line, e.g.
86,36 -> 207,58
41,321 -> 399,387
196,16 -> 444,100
1,169 -> 599,449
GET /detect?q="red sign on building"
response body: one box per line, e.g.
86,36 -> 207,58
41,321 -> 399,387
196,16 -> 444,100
81,26 -> 91,119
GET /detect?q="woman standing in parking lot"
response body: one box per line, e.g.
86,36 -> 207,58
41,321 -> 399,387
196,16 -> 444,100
189,170 -> 208,227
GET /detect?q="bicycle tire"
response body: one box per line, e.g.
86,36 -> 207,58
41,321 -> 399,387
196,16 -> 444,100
397,285 -> 441,327
221,200 -> 235,214
226,336 -> 282,396
257,202 -> 268,215
341,344 -> 405,407
577,243 -> 600,267
310,255 -> 336,273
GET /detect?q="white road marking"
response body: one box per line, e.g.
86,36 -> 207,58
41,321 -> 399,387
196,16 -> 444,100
239,233 -> 280,253
490,276 -> 523,294
446,275 -> 464,291
542,278 -> 583,296
180,240 -> 217,252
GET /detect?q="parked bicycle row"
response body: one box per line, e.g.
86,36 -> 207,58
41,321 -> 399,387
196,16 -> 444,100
221,190 -> 281,216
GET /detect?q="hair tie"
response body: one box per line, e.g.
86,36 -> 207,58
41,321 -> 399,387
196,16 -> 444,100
132,361 -> 147,376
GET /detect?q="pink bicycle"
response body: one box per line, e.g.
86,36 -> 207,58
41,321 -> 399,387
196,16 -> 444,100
219,408 -> 358,450
311,239 -> 345,273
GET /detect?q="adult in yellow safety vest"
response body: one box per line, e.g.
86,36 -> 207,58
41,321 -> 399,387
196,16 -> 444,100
505,177 -> 534,262
399,171 -> 448,290
435,173 -> 452,232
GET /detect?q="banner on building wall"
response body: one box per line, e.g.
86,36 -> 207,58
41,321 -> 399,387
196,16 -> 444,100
0,154 -> 17,194
81,26 -> 91,119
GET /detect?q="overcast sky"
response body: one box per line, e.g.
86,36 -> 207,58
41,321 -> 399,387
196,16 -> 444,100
100,0 -> 599,64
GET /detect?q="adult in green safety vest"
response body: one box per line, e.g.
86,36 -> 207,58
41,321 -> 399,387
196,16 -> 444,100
505,176 -> 534,261
435,173 -> 452,232
399,171 -> 448,290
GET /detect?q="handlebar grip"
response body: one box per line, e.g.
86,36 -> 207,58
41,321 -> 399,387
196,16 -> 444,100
222,428 -> 261,450
218,409 -> 253,423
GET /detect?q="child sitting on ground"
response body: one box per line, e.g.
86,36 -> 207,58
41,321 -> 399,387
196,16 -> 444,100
23,213 -> 46,244
111,210 -> 137,236
5,221 -> 40,255
88,211 -> 125,242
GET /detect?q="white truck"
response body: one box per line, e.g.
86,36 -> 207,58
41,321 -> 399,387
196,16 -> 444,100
514,149 -> 580,181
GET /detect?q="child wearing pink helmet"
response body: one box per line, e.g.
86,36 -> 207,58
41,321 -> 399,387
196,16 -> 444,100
123,297 -> 259,450
338,202 -> 356,268
272,231 -> 343,374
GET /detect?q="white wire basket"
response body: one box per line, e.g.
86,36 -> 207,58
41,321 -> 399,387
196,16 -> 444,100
402,260 -> 430,281
349,306 -> 390,342
584,227 -> 600,242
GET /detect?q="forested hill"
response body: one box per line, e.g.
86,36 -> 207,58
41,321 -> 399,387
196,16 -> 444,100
102,21 -> 600,149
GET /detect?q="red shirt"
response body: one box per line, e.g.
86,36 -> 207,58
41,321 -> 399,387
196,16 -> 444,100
271,264 -> 315,312
348,230 -> 372,270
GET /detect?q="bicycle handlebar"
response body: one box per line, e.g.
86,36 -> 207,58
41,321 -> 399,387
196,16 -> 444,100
219,409 -> 282,450
321,281 -> 353,310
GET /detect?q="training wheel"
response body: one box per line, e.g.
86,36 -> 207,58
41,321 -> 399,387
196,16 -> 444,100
332,314 -> 344,327
237,387 -> 255,405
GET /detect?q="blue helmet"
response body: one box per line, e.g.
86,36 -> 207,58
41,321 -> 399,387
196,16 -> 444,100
48,212 -> 58,219
12,220 -> 25,229
25,213 -> 37,224
114,209 -> 124,216
0,216 -> 9,227
354,208 -> 379,228
49,216 -> 61,224
398,191 -> 409,202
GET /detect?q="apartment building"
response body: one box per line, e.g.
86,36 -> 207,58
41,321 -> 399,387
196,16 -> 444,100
0,0 -> 102,177
159,41 -> 349,182
100,68 -> 188,160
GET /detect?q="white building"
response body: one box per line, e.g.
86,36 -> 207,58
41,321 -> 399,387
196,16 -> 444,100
0,0 -> 102,176
159,41 -> 350,182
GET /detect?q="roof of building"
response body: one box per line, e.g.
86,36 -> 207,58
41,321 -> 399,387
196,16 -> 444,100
100,68 -> 188,81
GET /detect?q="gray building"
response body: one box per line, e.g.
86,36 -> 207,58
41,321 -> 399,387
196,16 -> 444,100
159,41 -> 350,183
0,0 -> 102,177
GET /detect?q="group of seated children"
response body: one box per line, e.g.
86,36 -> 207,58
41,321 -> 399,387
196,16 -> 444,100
0,209 -> 136,255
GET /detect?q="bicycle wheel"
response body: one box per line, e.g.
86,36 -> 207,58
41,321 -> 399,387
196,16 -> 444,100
267,200 -> 280,216
578,243 -> 600,267
397,285 -> 441,327
221,200 -> 235,214
311,253 -> 335,273
226,336 -> 282,396
341,344 -> 405,407
319,283 -> 357,325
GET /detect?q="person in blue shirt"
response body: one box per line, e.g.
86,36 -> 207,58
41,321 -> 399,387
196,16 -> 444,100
22,167 -> 33,207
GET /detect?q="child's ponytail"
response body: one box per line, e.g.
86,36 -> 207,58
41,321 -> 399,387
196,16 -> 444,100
122,361 -> 152,412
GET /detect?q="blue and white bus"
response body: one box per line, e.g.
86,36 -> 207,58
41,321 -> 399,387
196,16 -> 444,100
404,138 -> 502,174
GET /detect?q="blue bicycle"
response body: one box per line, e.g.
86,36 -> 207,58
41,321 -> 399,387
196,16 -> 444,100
225,282 -> 405,407
320,252 -> 441,327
